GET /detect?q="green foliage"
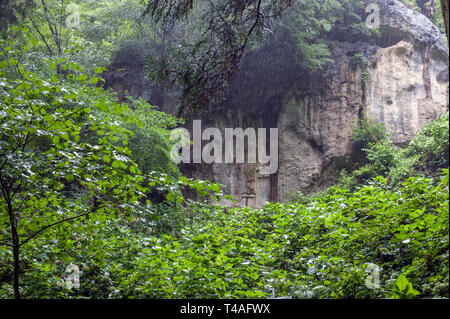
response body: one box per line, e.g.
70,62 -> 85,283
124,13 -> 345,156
285,191 -> 312,205
387,151 -> 422,187
350,52 -> 366,69
364,141 -> 398,174
279,4 -> 333,71
144,0 -> 294,114
351,114 -> 388,152
20,168 -> 444,299
337,139 -> 397,188
0,0 -> 33,31
343,113 -> 448,189
391,274 -> 420,299
122,99 -> 182,177
0,31 -> 186,298
350,52 -> 370,85
430,0 -> 447,36
78,0 -> 158,66
280,1 -> 376,72
406,112 -> 449,169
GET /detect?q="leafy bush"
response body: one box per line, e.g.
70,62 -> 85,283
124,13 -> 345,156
336,169 -> 358,190
350,52 -> 367,70
350,52 -> 370,85
4,168 -> 445,299
0,32 -> 189,299
353,164 -> 378,184
117,170 -> 448,299
285,191 -> 312,205
406,112 -> 449,169
388,152 -> 422,187
0,33 -> 148,298
351,114 -> 388,152
336,141 -> 397,187
124,99 -> 182,177
364,141 -> 398,174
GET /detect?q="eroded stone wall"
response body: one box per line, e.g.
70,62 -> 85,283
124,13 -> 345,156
105,0 -> 449,208
183,0 -> 449,207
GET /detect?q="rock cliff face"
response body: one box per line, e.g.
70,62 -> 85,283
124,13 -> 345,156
367,0 -> 449,146
106,0 -> 449,208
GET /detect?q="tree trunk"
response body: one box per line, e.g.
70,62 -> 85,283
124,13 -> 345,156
12,241 -> 20,299
5,190 -> 21,299
10,207 -> 20,299
442,0 -> 450,46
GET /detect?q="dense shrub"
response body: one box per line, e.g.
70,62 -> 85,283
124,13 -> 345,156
406,112 -> 449,169
124,99 -> 182,177
341,113 -> 449,189
365,141 -> 398,174
2,168 -> 446,299
351,114 -> 388,152
285,191 -> 312,205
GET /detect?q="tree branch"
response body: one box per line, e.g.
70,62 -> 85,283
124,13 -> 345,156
0,241 -> 12,247
240,0 -> 263,56
25,8 -> 53,56
19,204 -> 105,248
